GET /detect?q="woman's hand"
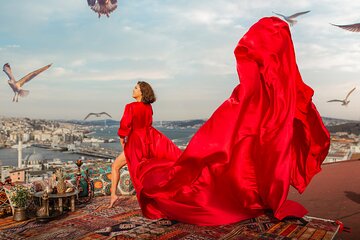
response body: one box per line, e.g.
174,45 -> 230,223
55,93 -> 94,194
120,137 -> 125,149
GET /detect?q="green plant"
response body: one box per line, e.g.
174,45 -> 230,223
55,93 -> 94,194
9,185 -> 31,208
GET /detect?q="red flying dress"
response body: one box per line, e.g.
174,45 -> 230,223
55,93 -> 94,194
117,17 -> 330,226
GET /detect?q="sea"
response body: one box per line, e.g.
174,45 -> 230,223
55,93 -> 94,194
0,125 -> 197,167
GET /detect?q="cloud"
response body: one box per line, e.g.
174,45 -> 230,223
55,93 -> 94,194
70,59 -> 86,67
51,67 -> 68,77
46,68 -> 172,82
0,45 -> 21,51
80,70 -> 172,81
6,45 -> 20,48
296,41 -> 360,72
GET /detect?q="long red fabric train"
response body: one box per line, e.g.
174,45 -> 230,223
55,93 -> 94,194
117,16 -> 330,226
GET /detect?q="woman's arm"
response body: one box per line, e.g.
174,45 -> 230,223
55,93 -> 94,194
117,104 -> 133,139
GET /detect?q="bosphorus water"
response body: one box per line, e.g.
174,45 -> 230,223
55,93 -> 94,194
0,125 -> 197,167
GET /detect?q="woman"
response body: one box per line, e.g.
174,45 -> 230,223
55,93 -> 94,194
110,17 -> 330,226
109,81 -> 181,208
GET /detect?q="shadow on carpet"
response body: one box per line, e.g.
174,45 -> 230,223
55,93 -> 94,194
0,196 -> 340,240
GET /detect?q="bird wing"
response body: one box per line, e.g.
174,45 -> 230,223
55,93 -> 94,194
272,11 -> 286,18
84,113 -> 95,120
327,99 -> 344,103
3,63 -> 16,81
288,10 -> 311,19
331,23 -> 360,32
345,87 -> 356,101
106,3 -> 117,13
100,112 -> 112,118
17,64 -> 52,87
87,0 -> 96,6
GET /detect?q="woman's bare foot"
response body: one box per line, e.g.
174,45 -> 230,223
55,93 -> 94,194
108,195 -> 120,208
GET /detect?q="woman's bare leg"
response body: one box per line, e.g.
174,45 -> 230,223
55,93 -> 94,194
108,152 -> 126,208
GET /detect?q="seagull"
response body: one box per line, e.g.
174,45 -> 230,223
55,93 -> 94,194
87,0 -> 118,18
331,23 -> 360,32
327,87 -> 356,106
84,112 -> 112,120
3,63 -> 52,102
272,10 -> 311,26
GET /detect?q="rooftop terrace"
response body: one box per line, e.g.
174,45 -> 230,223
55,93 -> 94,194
289,159 -> 360,240
0,160 -> 358,239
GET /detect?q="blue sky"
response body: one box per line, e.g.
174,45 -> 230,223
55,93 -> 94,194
0,0 -> 360,121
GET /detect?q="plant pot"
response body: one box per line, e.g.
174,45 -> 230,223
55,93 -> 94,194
13,207 -> 27,221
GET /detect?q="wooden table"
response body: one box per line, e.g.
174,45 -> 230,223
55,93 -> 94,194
34,190 -> 78,214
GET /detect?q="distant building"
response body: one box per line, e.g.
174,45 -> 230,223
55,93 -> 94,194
350,153 -> 360,160
9,132 -> 18,142
23,152 -> 47,170
40,132 -> 52,142
22,133 -> 31,142
32,130 -> 42,141
0,165 -> 13,183
45,159 -> 64,170
324,151 -> 351,163
350,144 -> 360,152
27,170 -> 53,182
9,167 -> 31,183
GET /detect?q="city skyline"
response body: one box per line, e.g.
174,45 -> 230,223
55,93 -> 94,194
1,0 -> 360,121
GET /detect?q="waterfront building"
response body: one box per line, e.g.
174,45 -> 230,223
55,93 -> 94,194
40,132 -> 52,142
9,132 -> 18,143
32,130 -> 42,142
0,165 -> 13,182
22,133 -> 31,142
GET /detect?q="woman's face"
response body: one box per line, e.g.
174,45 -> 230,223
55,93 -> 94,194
132,84 -> 142,100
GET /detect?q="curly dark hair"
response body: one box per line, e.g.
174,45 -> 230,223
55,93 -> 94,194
138,81 -> 156,104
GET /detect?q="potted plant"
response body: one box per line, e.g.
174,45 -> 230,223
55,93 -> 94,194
9,185 -> 31,221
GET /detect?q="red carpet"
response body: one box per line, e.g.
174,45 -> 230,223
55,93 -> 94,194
0,195 -> 340,239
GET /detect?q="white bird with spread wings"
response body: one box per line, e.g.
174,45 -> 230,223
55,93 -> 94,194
327,87 -> 356,106
331,23 -> 360,32
272,10 -> 311,26
3,63 -> 52,102
84,112 -> 112,120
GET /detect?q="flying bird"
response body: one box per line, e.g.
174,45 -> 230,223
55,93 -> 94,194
327,87 -> 356,106
3,63 -> 52,102
331,23 -> 360,32
87,0 -> 118,18
272,10 -> 311,26
84,112 -> 112,120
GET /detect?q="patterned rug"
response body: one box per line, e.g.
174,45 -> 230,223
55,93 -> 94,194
0,196 -> 340,240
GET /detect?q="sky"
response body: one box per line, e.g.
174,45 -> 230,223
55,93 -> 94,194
0,0 -> 359,121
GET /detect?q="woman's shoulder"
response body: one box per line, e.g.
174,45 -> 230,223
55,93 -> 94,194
126,102 -> 141,107
127,102 -> 151,107
125,102 -> 151,111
